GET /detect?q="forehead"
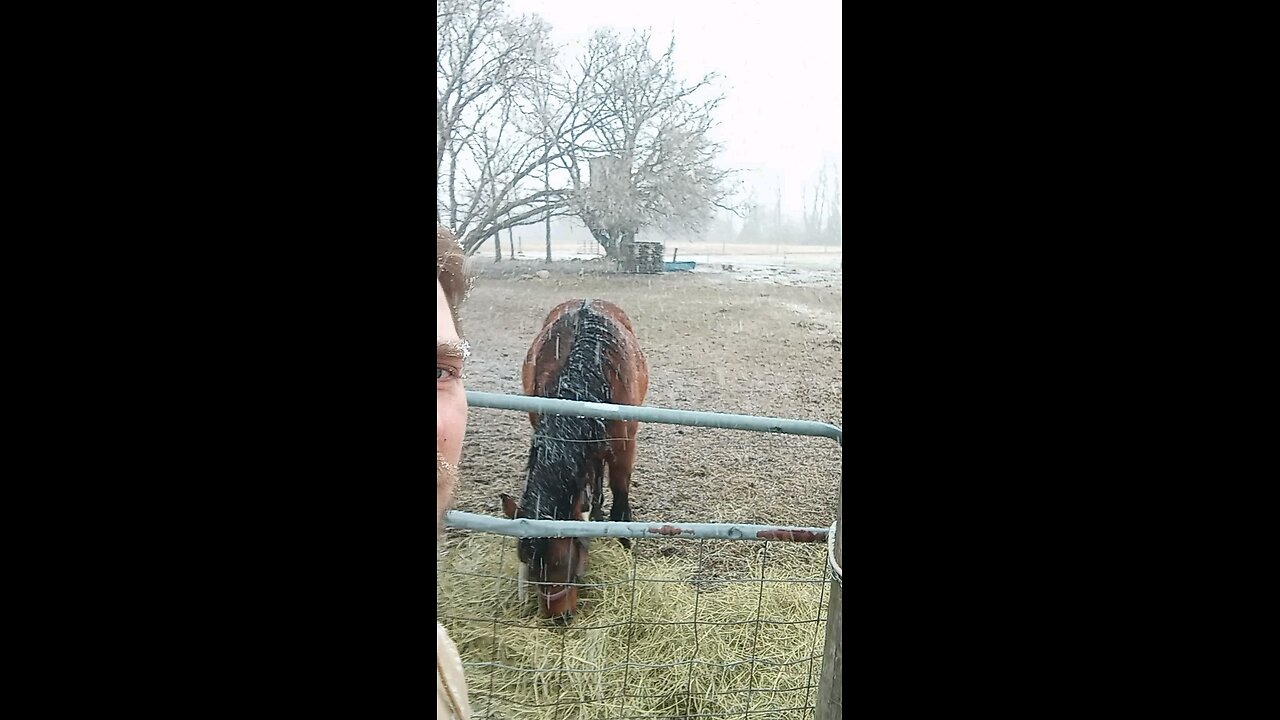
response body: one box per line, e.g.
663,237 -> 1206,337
519,537 -> 543,560
436,279 -> 459,341
521,537 -> 570,560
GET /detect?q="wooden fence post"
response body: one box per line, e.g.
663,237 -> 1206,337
815,482 -> 842,719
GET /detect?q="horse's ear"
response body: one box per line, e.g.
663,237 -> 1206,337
500,493 -> 519,519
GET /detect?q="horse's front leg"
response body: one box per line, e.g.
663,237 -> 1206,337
607,427 -> 637,549
608,490 -> 631,549
591,464 -> 605,522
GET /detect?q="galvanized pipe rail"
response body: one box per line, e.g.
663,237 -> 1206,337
445,510 -> 829,543
450,391 -> 842,541
465,390 -> 842,446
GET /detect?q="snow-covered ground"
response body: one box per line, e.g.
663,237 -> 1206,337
504,241 -> 842,288
679,247 -> 841,288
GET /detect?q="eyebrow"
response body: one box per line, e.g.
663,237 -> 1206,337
437,339 -> 471,360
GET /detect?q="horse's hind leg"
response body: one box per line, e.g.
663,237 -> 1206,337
607,421 -> 638,549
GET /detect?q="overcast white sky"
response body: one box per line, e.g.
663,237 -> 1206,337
503,0 -> 842,220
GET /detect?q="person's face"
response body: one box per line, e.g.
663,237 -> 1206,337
437,279 -> 468,534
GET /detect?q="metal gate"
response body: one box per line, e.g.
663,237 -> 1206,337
439,391 -> 843,719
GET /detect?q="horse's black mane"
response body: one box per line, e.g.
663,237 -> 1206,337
519,300 -> 616,530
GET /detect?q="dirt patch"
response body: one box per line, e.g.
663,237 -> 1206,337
451,260 -> 843,531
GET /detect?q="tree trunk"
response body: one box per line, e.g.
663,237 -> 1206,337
448,147 -> 459,230
592,228 -> 638,261
618,231 -> 635,264
544,139 -> 552,263
545,217 -> 552,264
592,229 -> 617,259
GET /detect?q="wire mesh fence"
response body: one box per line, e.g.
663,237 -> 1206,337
437,524 -> 831,720
441,390 -> 842,719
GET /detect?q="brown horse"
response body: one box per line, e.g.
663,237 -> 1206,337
499,298 -> 649,621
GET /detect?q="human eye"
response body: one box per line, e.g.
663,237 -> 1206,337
437,341 -> 470,385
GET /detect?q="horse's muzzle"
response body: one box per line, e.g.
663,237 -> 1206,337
539,584 -> 577,621
540,585 -> 572,603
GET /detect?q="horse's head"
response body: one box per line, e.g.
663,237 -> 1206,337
500,492 -> 589,622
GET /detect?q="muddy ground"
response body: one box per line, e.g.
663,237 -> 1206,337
449,259 -> 843,532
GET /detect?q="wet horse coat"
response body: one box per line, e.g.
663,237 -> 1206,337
500,298 -> 649,620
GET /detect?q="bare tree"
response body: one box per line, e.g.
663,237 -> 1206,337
798,160 -> 841,246
736,189 -> 767,243
438,6 -> 738,259
437,0 -> 525,224
561,30 -> 738,259
437,0 -> 576,255
805,164 -> 829,240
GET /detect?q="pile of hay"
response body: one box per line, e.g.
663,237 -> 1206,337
437,532 -> 830,720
